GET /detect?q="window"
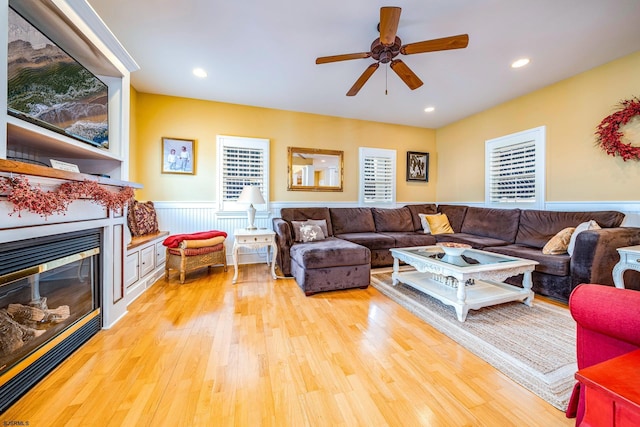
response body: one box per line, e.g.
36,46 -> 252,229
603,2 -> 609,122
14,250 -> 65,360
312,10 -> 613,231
216,135 -> 269,212
359,147 -> 396,206
485,126 -> 545,209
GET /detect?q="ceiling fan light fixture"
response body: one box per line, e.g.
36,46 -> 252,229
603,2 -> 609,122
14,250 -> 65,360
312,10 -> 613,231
511,58 -> 530,69
424,106 -> 435,113
192,67 -> 208,78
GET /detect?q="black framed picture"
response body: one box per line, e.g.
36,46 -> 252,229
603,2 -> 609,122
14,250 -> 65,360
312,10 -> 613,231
406,151 -> 429,182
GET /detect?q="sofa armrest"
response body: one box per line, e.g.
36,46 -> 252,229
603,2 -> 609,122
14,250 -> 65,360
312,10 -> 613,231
570,227 -> 640,290
272,218 -> 293,276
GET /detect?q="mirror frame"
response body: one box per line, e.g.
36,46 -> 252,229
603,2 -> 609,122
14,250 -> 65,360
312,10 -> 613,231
287,147 -> 344,192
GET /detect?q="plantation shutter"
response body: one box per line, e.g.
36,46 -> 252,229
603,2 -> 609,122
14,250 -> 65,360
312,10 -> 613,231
216,135 -> 270,212
359,147 -> 396,206
221,146 -> 265,201
485,126 -> 545,209
488,140 -> 536,204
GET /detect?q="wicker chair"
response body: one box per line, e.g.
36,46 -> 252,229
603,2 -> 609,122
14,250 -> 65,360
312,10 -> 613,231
165,243 -> 227,284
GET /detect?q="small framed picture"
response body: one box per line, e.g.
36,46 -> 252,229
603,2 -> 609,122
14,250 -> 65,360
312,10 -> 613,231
406,151 -> 429,182
162,137 -> 196,174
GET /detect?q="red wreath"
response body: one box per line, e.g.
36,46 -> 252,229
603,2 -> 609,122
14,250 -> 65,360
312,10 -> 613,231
596,97 -> 640,161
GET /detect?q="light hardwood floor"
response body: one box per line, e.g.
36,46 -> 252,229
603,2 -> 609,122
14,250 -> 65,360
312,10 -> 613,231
2,264 -> 575,426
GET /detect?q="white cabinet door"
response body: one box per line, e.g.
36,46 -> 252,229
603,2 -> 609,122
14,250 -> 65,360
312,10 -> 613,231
156,242 -> 166,265
140,245 -> 156,277
124,252 -> 139,288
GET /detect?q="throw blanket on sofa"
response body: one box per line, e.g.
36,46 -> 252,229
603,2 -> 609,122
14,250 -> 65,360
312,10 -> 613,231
162,230 -> 227,248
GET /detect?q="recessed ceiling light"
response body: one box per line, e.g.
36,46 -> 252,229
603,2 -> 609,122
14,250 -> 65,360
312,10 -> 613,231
193,68 -> 207,78
424,106 -> 435,113
511,58 -> 530,68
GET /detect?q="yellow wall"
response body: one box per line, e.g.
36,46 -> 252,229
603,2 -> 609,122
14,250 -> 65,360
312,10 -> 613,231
436,51 -> 640,203
131,93 -> 436,202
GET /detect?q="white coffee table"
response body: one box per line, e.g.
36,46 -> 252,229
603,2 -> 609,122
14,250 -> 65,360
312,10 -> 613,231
390,246 -> 539,322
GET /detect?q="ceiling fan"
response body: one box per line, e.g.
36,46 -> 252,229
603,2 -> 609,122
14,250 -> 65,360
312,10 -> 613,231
316,6 -> 469,96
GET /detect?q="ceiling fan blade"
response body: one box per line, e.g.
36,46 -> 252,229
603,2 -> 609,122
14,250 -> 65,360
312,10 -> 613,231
390,59 -> 423,90
347,63 -> 379,96
316,52 -> 371,64
380,6 -> 401,46
401,34 -> 469,55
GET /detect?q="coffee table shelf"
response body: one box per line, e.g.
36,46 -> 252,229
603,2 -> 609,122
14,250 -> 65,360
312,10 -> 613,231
390,246 -> 538,322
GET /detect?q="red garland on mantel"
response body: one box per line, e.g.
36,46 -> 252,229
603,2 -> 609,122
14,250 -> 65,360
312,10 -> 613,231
596,97 -> 640,161
0,175 -> 134,218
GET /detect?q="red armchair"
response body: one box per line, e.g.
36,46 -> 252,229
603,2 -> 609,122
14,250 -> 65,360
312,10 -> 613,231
566,284 -> 640,424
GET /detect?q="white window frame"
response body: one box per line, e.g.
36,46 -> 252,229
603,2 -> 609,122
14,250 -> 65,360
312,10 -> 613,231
485,126 -> 546,210
358,147 -> 396,207
216,135 -> 270,213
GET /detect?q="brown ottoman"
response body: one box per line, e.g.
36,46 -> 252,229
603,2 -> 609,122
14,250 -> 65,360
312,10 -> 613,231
289,237 -> 371,295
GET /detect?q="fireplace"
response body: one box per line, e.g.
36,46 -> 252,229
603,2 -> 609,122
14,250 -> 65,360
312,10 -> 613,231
0,229 -> 102,413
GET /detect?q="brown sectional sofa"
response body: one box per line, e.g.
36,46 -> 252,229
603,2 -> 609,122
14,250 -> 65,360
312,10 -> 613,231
273,204 -> 640,301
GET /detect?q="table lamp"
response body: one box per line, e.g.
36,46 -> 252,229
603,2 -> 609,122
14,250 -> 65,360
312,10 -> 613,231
237,186 -> 266,230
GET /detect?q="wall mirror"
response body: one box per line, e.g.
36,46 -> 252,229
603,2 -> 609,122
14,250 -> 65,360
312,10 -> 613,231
288,147 -> 344,191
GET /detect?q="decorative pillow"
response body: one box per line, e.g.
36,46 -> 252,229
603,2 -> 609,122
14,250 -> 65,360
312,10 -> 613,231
292,219 -> 329,242
567,220 -> 601,256
425,213 -> 454,234
300,224 -> 325,242
304,219 -> 329,237
542,227 -> 576,255
127,200 -> 159,237
418,213 -> 442,234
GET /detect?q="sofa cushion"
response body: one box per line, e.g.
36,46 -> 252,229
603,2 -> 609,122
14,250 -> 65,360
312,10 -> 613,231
435,233 -> 511,249
460,207 -> 521,243
380,232 -> 437,247
516,210 -> 625,249
437,205 -> 468,233
335,232 -> 395,250
330,208 -> 375,234
405,203 -> 438,231
372,207 -> 413,232
281,207 -> 334,236
485,244 -> 570,276
289,237 -> 370,269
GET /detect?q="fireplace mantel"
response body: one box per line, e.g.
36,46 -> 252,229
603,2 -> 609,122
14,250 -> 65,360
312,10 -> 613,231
0,159 -> 142,189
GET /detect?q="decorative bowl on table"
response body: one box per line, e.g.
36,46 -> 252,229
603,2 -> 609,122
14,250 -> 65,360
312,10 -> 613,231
436,242 -> 472,257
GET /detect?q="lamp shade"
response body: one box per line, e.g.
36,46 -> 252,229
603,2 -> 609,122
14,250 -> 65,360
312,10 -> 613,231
237,186 -> 266,205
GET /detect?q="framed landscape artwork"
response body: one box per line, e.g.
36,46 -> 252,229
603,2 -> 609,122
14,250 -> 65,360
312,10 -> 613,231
162,137 -> 196,174
406,151 -> 429,182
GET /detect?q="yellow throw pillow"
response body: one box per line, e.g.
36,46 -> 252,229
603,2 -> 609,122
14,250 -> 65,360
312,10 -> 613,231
425,213 -> 454,234
179,235 -> 226,249
542,227 -> 575,255
418,213 -> 441,234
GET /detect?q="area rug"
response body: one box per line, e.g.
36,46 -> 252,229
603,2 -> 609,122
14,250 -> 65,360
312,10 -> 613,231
370,269 -> 576,411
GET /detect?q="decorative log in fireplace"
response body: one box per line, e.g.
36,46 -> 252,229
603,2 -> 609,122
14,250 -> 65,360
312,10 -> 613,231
0,229 -> 102,413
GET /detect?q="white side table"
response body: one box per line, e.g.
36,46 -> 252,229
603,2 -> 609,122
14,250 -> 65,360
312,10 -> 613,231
612,245 -> 640,288
232,228 -> 278,284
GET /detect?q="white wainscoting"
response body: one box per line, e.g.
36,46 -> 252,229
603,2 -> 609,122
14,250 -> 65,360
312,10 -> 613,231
153,202 -> 275,265
152,200 -> 640,266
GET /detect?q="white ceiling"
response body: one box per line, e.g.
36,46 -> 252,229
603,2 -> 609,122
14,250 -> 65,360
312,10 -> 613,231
87,0 -> 640,129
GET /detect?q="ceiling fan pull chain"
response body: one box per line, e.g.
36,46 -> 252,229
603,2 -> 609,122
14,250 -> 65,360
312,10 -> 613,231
385,63 -> 388,95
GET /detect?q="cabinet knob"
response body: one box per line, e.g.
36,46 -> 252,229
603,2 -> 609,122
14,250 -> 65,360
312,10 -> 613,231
254,237 -> 257,241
